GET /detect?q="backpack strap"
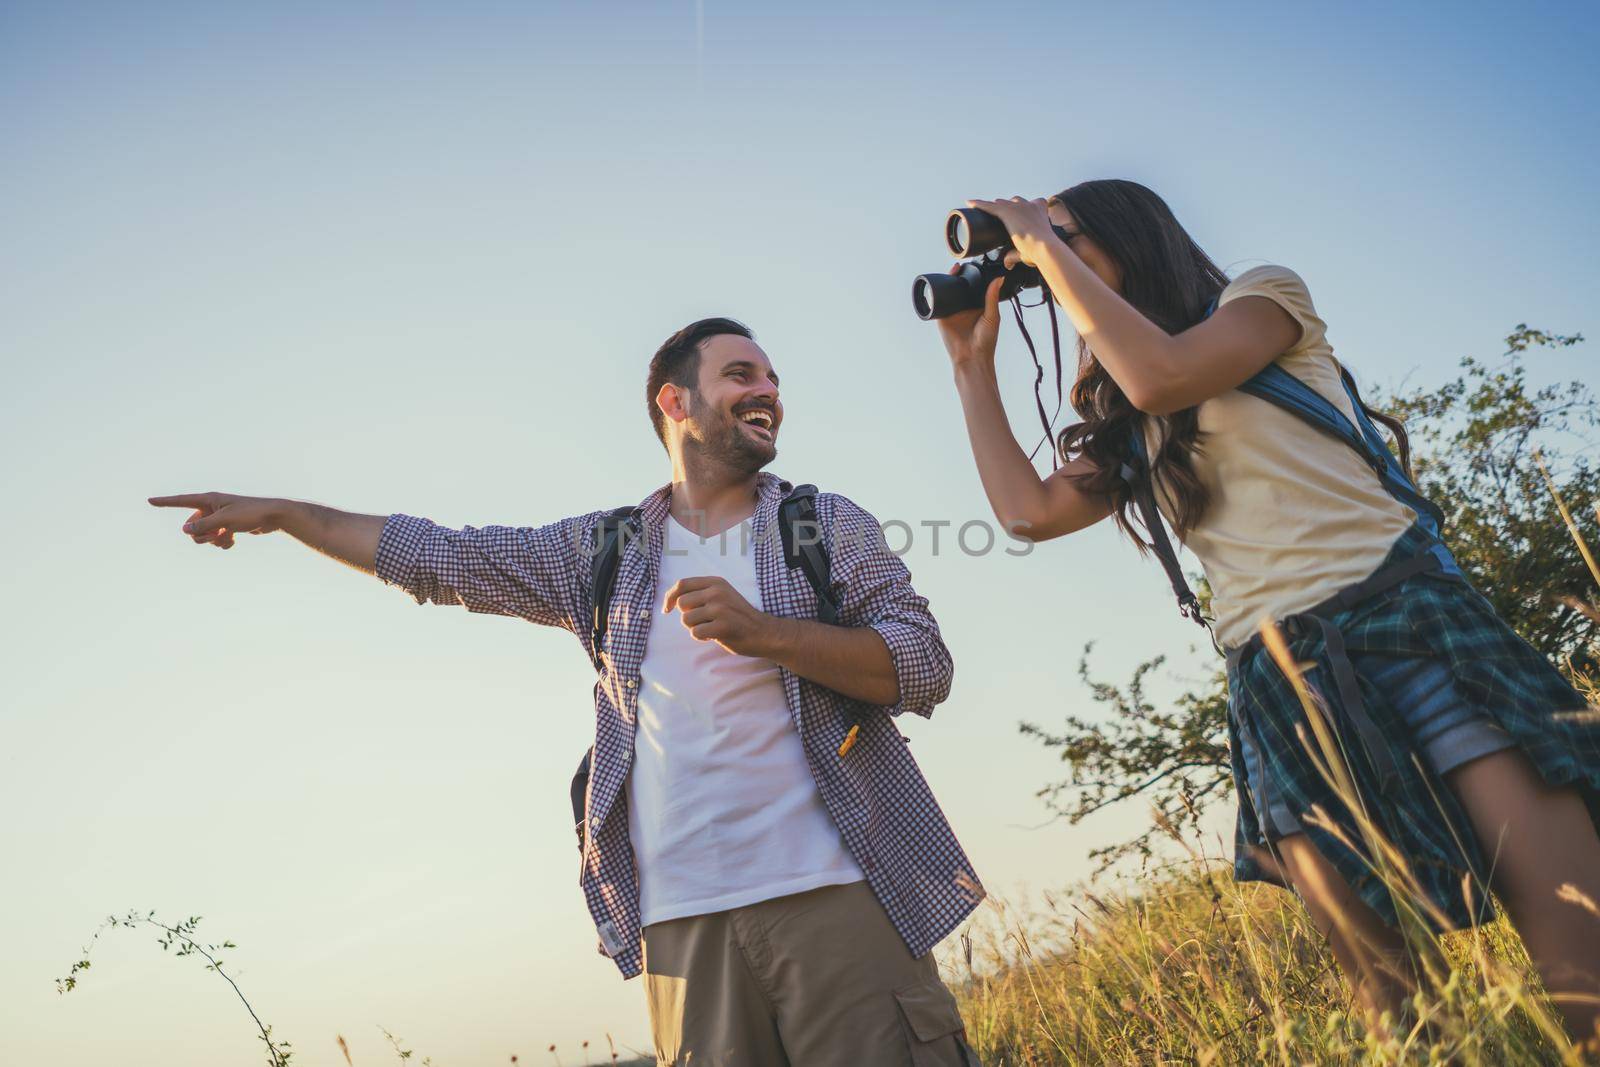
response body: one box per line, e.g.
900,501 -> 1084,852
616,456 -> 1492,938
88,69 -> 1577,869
587,505 -> 641,672
573,504 -> 638,850
1118,301 -> 1220,635
1238,365 -> 1459,574
570,749 -> 594,852
1119,432 -> 1210,631
1334,369 -> 1460,577
1233,365 -> 1445,527
778,483 -> 841,625
777,483 -> 858,753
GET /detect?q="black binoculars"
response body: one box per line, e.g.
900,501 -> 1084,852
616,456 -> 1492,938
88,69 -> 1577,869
912,207 -> 1069,320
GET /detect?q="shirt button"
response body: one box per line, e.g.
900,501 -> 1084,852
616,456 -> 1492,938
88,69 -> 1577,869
626,679 -> 638,690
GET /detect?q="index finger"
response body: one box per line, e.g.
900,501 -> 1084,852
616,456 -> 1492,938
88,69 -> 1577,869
662,575 -> 715,613
148,493 -> 213,509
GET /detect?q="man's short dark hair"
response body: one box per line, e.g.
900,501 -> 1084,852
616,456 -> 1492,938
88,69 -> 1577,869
646,317 -> 754,448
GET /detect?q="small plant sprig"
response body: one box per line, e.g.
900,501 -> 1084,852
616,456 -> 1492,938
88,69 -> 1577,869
56,910 -> 293,1067
379,1025 -> 436,1065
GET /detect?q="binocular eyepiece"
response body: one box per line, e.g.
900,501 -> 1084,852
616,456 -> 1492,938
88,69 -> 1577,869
913,207 -> 1070,320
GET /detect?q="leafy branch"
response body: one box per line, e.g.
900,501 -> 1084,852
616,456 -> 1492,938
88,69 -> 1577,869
1021,646 -> 1231,874
57,910 -> 293,1067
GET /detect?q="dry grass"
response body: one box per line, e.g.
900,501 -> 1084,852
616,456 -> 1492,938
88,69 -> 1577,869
947,854 -> 1571,1066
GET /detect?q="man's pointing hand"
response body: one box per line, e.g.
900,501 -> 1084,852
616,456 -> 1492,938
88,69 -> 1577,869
148,492 -> 286,550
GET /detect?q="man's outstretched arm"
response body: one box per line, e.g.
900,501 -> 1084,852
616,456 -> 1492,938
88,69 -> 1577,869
148,492 -> 599,632
149,493 -> 386,571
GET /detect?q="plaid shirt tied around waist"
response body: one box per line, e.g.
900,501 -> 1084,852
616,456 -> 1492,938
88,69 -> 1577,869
375,472 -> 985,978
1227,522 -> 1598,931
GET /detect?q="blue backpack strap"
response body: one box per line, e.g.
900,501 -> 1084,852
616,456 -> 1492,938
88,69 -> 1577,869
1335,368 -> 1460,577
1238,364 -> 1460,577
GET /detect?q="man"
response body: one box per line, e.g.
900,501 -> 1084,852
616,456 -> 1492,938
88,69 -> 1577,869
150,318 -> 984,1065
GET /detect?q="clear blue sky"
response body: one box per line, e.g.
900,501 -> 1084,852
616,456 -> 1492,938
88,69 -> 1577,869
3,2 -> 1596,1063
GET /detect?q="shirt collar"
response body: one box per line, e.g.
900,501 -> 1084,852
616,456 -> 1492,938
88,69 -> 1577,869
632,470 -> 791,530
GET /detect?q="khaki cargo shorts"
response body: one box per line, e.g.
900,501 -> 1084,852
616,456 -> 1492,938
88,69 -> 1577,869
642,880 -> 980,1066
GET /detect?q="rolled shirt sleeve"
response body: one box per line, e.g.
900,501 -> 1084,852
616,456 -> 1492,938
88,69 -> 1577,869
375,510 -> 606,632
824,495 -> 954,718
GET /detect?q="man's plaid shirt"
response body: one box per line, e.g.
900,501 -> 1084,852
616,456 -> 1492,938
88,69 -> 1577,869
374,472 -> 985,978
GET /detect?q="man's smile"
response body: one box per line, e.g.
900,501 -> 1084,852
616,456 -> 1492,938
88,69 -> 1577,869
737,408 -> 776,441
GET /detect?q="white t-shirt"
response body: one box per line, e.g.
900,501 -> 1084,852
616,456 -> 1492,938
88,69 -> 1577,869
1145,265 -> 1417,649
626,514 -> 864,927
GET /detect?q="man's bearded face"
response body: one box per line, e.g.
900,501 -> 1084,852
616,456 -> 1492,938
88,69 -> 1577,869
679,335 -> 782,470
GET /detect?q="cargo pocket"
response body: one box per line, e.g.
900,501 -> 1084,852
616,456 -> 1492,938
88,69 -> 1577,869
893,979 -> 982,1066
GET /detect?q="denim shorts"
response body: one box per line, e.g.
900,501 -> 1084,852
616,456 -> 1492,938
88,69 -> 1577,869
1237,652 -> 1515,841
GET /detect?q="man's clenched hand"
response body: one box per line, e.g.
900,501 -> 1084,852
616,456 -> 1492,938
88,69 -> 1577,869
662,576 -> 790,659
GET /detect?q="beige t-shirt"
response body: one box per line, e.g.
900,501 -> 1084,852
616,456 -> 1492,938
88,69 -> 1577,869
1144,265 -> 1415,649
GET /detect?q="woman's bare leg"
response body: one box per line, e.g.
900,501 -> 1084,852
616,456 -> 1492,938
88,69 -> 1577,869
1265,835 -> 1417,1027
1446,748 -> 1600,1050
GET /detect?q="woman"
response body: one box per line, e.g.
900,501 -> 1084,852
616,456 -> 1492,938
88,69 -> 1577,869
936,178 -> 1600,1041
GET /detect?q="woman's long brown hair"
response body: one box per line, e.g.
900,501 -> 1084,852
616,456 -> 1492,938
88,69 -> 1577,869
1052,180 -> 1229,544
1051,179 -> 1418,546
